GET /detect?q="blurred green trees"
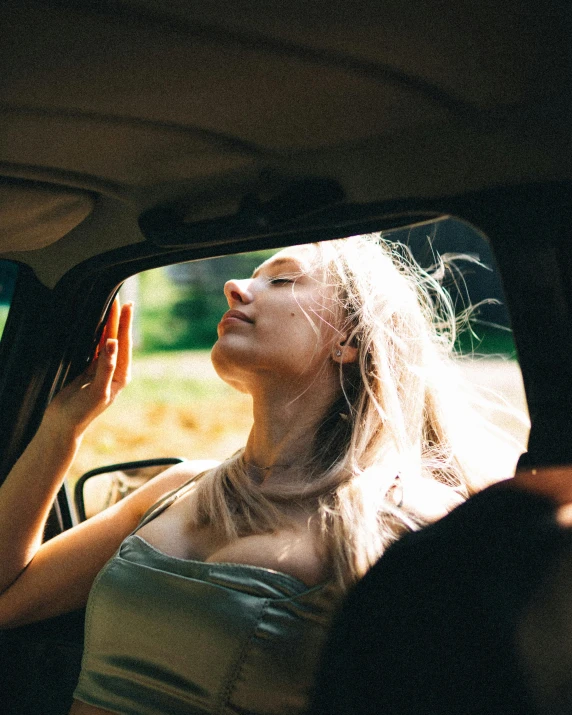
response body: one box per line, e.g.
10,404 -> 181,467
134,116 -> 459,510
130,221 -> 517,356
134,250 -> 276,352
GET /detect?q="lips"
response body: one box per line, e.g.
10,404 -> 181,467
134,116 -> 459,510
219,309 -> 254,325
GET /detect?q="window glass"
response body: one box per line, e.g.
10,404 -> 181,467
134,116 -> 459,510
0,260 -> 19,341
387,217 -> 514,356
69,227 -> 529,506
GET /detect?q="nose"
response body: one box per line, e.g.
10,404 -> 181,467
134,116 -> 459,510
223,278 -> 253,305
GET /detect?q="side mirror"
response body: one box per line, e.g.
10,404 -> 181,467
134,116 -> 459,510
74,458 -> 186,521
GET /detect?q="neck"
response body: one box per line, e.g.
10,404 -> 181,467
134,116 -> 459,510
243,370 -> 340,486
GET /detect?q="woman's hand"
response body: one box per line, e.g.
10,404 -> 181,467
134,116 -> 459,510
44,300 -> 133,437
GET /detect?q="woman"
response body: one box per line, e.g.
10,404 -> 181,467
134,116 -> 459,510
0,235 -> 502,714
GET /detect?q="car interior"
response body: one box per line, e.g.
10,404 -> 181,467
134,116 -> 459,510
0,1 -> 571,712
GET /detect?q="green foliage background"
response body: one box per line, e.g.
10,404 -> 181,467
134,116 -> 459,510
135,250 -> 276,352
125,220 -> 519,358
132,242 -> 517,357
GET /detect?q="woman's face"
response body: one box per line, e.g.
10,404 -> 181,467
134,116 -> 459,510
211,244 -> 340,393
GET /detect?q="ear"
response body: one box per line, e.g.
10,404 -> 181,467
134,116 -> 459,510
332,337 -> 358,365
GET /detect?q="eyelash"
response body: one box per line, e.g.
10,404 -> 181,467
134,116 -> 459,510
269,278 -> 294,285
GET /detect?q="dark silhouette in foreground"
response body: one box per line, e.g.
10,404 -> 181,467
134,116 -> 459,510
312,484 -> 572,715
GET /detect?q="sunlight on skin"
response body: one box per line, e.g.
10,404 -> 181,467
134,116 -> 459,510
512,466 -> 572,527
275,535 -> 310,568
252,248 -> 339,342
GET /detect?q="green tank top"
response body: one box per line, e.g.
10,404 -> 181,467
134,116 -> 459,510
73,484 -> 338,714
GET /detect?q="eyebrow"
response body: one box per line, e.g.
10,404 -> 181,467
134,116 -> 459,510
252,256 -> 305,278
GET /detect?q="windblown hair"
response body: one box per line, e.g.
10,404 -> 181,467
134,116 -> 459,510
189,234 -> 517,590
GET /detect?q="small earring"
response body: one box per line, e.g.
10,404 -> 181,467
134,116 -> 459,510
335,349 -> 342,357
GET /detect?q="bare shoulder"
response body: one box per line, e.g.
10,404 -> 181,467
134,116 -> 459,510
209,525 -> 330,588
126,458 -> 220,521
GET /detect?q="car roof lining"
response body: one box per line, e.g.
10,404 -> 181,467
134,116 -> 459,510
0,180 -> 95,253
41,0 -> 570,107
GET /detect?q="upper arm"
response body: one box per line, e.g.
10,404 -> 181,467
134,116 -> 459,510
0,459 -> 217,628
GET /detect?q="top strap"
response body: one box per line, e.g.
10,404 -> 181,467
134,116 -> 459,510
133,472 -> 206,533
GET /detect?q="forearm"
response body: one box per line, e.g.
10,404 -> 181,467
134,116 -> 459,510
0,303 -> 131,612
0,417 -> 82,592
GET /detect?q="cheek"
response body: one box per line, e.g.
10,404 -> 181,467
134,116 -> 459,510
289,313 -> 336,363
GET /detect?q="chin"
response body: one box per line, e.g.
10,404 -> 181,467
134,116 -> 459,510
210,341 -> 251,394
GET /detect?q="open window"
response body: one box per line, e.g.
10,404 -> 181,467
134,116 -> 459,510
70,221 -> 529,519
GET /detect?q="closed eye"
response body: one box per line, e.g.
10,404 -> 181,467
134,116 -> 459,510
269,277 -> 295,285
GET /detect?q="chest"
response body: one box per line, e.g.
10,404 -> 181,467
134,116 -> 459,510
136,491 -> 222,561
135,490 -> 329,586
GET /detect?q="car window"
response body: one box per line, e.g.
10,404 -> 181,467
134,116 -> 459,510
391,217 -> 514,356
0,260 -> 19,342
69,226 -> 529,514
70,250 -> 276,490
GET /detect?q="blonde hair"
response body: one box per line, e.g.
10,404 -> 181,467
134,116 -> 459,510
190,234 -> 514,590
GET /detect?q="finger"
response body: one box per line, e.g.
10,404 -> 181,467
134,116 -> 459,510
95,297 -> 121,359
91,338 -> 119,402
104,297 -> 121,342
114,303 -> 133,387
84,356 -> 99,381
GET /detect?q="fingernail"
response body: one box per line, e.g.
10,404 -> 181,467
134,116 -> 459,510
106,339 -> 117,355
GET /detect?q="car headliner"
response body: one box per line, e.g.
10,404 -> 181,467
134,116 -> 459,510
0,0 -> 570,286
